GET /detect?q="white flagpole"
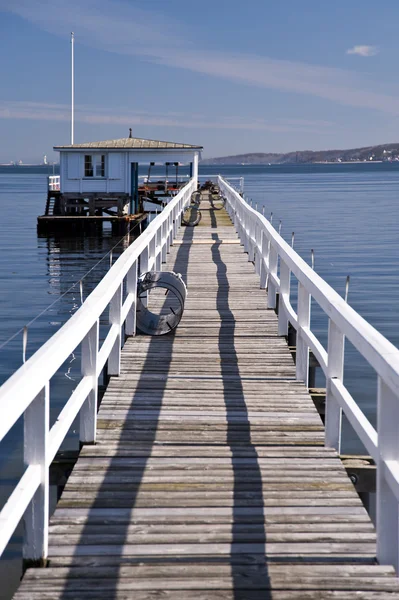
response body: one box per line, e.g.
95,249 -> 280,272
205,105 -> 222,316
71,32 -> 75,145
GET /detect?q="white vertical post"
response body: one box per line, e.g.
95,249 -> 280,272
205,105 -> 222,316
232,207 -> 238,230
193,152 -> 199,188
259,230 -> 269,290
172,207 -> 178,239
278,260 -> 290,336
178,196 -> 183,227
23,383 -> 49,562
243,213 -> 250,253
167,214 -> 172,254
149,236 -> 156,271
325,319 -> 344,452
296,282 -> 311,385
254,224 -> 261,275
155,227 -> 162,271
140,245 -> 149,308
80,320 -> 99,443
377,378 -> 399,571
247,216 -> 255,262
232,200 -> 239,233
125,261 -> 138,336
267,245 -> 278,309
161,222 -> 167,263
108,283 -> 123,376
239,207 -> 245,243
236,206 -> 243,239
71,32 -> 74,145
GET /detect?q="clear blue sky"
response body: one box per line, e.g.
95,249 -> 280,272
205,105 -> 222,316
1,0 -> 399,162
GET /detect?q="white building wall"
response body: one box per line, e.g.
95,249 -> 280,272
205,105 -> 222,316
59,148 -> 199,195
60,151 -> 125,194
108,153 -> 126,192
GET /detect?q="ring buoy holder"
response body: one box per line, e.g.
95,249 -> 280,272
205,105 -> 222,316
136,271 -> 187,335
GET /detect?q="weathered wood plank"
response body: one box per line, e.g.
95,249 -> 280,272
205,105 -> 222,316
23,563 -> 395,579
13,590 -> 398,599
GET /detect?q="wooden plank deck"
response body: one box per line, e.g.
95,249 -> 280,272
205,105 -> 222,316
15,195 -> 399,598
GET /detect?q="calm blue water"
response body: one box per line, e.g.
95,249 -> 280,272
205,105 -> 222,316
0,163 -> 398,597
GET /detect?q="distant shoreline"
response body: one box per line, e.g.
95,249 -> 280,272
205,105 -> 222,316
200,142 -> 399,166
200,160 -> 390,166
314,160 -> 384,164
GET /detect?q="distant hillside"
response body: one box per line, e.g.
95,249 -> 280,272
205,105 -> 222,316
200,143 -> 399,165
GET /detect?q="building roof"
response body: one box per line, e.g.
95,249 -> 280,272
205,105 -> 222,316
54,137 -> 203,150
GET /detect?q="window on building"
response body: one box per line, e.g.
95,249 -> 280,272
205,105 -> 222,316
84,155 -> 93,177
84,154 -> 105,177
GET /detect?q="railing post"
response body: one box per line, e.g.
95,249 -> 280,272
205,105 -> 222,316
247,216 -> 255,262
241,212 -> 248,252
377,377 -> 399,571
278,260 -> 290,336
296,282 -> 310,385
239,207 -> 245,244
267,245 -> 278,309
23,383 -> 49,563
325,319 -> 344,452
259,230 -> 269,290
149,235 -> 156,272
108,283 -> 123,376
254,224 -> 260,274
140,245 -> 149,308
236,205 -> 243,239
232,207 -> 238,230
125,261 -> 138,336
173,206 -> 178,238
80,320 -> 99,443
167,214 -> 172,253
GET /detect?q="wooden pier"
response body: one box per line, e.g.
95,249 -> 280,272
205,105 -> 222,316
13,194 -> 399,598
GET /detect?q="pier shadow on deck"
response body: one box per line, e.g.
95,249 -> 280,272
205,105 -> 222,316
212,231 -> 268,598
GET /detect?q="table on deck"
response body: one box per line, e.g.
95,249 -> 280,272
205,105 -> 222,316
15,194 -> 399,599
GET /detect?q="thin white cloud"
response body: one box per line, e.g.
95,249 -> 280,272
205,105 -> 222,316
1,0 -> 397,115
347,45 -> 379,57
0,100 -> 336,134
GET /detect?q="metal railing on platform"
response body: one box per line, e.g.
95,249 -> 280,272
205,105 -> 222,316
0,177 -> 196,562
219,174 -> 399,572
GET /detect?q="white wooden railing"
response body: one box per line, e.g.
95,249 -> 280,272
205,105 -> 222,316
0,178 -> 196,562
219,175 -> 399,571
48,175 -> 60,191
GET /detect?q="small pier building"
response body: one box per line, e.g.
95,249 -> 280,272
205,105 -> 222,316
39,131 -> 202,232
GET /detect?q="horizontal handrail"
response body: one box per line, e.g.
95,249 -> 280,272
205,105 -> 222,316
0,177 -> 195,562
219,174 -> 399,572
